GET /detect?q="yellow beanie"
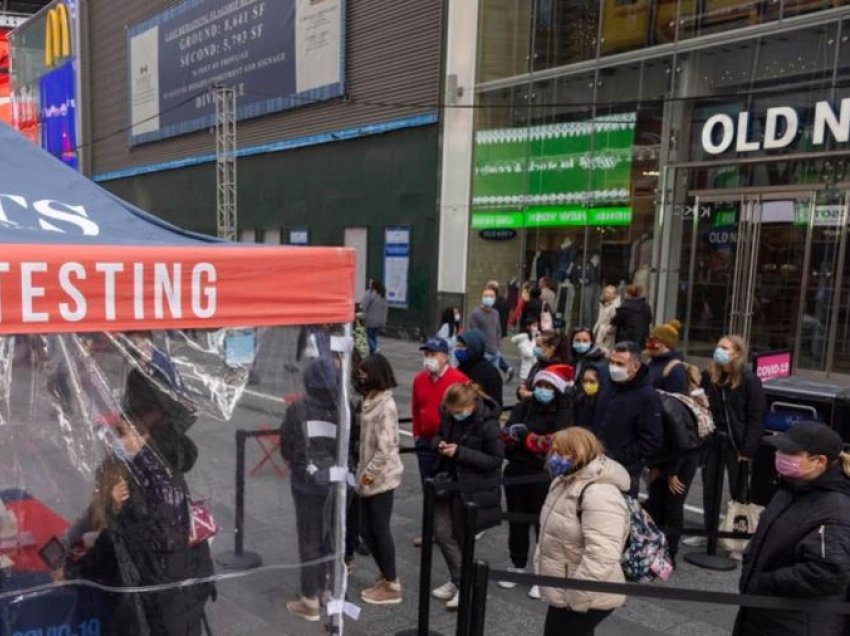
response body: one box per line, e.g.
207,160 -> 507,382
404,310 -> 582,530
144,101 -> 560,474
650,319 -> 682,349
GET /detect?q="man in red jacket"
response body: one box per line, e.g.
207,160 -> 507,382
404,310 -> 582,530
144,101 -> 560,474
411,337 -> 468,546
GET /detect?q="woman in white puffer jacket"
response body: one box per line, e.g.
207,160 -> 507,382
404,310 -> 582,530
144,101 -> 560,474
535,427 -> 630,636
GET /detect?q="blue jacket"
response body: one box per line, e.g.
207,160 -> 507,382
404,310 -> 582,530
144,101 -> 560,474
597,364 -> 663,473
646,351 -> 689,395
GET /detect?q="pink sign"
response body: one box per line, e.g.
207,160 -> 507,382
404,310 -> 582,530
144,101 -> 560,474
755,351 -> 792,382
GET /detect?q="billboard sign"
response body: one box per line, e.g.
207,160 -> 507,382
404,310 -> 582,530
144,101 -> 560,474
128,0 -> 346,146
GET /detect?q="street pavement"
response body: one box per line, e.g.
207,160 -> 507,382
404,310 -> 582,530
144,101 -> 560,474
187,332 -> 742,636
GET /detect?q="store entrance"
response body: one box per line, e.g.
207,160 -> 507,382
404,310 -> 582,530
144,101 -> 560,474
677,190 -> 847,373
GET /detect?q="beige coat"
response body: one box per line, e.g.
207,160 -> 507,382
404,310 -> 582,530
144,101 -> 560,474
356,390 -> 403,497
535,455 -> 630,612
594,296 -> 621,352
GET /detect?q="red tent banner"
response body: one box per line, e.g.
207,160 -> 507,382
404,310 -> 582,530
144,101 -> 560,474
0,243 -> 355,333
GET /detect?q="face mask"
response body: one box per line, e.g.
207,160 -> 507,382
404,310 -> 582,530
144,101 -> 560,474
609,365 -> 630,383
573,341 -> 591,355
548,453 -> 573,478
452,410 -> 473,422
454,312 -> 461,323
582,381 -> 599,396
713,347 -> 732,366
775,452 -> 812,479
103,429 -> 132,462
533,346 -> 546,361
423,357 -> 442,373
454,349 -> 471,364
482,296 -> 496,308
534,387 -> 556,404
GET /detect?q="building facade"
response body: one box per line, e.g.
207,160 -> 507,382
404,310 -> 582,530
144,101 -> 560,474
466,0 -> 850,379
75,0 -> 444,333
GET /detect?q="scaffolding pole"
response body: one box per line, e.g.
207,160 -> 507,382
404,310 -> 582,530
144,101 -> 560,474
214,84 -> 237,241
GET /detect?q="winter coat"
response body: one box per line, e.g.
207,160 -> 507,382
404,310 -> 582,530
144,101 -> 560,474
505,394 -> 573,470
647,351 -> 689,395
610,298 -> 652,347
431,397 -> 504,531
535,455 -> 631,612
734,465 -> 850,636
356,390 -> 404,497
458,330 -> 504,408
701,368 -> 766,458
281,358 -> 341,496
520,298 -> 543,333
594,297 -> 621,351
470,307 -> 502,354
511,332 -> 537,382
597,365 -> 664,474
494,295 -> 510,336
360,289 -> 389,329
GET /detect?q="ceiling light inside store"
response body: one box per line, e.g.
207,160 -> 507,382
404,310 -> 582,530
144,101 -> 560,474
642,171 -> 660,177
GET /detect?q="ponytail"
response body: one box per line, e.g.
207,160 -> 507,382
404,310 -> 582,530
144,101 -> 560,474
839,451 -> 850,478
443,381 -> 488,410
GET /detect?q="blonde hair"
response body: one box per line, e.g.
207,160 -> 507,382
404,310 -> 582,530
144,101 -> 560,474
550,427 -> 605,473
708,334 -> 748,389
90,458 -> 129,531
443,382 -> 487,410
840,451 -> 850,477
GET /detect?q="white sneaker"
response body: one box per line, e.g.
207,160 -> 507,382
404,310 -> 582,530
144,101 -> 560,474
497,566 -> 524,589
528,585 -> 541,600
475,530 -> 485,541
682,535 -> 708,547
432,581 -> 458,600
446,590 -> 460,610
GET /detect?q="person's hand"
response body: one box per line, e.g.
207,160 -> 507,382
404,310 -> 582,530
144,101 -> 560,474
518,386 -> 532,400
438,442 -> 458,458
737,454 -> 750,463
668,475 -> 687,495
111,478 -> 130,510
360,474 -> 374,487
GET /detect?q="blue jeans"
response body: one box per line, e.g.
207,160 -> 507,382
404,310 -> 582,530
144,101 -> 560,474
484,351 -> 511,374
366,327 -> 380,354
415,436 -> 439,485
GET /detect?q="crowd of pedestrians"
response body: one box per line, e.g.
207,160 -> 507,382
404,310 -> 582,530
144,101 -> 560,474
277,279 -> 850,636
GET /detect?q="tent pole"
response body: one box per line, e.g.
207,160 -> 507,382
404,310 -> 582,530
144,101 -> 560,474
332,323 -> 353,634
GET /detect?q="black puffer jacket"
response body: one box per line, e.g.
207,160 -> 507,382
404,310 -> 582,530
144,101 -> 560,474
734,464 -> 850,636
432,397 -> 504,531
458,329 -> 503,408
701,368 -> 766,458
505,394 -> 573,470
610,298 -> 652,347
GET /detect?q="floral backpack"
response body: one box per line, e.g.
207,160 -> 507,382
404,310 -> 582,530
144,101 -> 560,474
578,485 -> 673,583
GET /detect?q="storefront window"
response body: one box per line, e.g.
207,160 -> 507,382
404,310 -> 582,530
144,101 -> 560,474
477,0 -> 533,83
532,0 -> 599,70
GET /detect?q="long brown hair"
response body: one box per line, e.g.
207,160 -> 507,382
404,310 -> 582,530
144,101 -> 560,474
442,381 -> 488,410
708,334 -> 748,389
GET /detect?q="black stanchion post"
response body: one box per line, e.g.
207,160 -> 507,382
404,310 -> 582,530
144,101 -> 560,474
685,433 -> 737,571
456,502 -> 479,636
216,429 -> 263,570
468,560 -> 490,636
396,478 -> 444,636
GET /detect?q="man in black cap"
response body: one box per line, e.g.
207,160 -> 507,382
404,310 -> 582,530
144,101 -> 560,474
734,421 -> 850,636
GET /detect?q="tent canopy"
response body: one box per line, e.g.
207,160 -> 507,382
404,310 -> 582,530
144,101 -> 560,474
0,123 -> 354,333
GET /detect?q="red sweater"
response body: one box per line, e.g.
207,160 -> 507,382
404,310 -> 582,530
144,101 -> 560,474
411,367 -> 468,439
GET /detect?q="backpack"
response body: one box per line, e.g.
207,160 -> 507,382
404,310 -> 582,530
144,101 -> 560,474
663,359 -> 702,394
656,390 -> 703,453
578,484 -> 673,583
668,392 -> 716,439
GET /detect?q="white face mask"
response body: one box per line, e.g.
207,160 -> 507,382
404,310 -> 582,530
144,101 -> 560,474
423,357 -> 442,373
609,365 -> 630,383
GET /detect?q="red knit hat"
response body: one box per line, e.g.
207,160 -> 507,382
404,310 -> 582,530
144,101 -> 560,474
532,364 -> 575,393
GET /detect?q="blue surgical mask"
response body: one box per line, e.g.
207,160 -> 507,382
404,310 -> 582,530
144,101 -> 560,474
454,349 -> 471,364
452,410 -> 473,422
534,387 -> 556,404
548,453 -> 573,478
714,347 -> 732,366
533,346 -> 546,361
573,341 -> 591,355
482,296 -> 496,308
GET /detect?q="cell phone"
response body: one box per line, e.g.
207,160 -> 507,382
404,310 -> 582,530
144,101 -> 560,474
38,536 -> 68,570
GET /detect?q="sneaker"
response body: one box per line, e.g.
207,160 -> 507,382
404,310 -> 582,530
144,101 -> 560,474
362,579 -> 402,606
475,530 -> 485,541
528,585 -> 541,600
682,535 -> 708,547
432,580 -> 458,600
497,566 -> 524,589
286,597 -> 320,622
446,590 -> 460,610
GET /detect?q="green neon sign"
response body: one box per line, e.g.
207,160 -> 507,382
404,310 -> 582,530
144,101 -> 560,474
472,207 -> 633,230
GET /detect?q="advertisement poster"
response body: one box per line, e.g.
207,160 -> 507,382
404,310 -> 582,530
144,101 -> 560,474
128,0 -> 345,145
39,61 -> 78,170
384,227 -> 410,308
754,350 -> 793,382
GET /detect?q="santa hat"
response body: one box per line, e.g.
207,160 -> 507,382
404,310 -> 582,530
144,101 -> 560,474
532,364 -> 575,394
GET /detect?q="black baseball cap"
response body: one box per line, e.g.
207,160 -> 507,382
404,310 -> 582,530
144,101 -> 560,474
767,421 -> 843,460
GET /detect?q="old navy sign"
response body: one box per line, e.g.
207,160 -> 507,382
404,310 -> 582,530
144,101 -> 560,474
701,100 -> 850,155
